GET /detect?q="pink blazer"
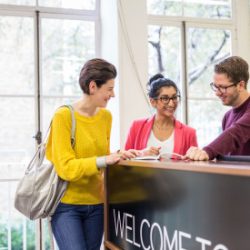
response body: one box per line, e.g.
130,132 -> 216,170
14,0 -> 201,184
125,116 -> 198,155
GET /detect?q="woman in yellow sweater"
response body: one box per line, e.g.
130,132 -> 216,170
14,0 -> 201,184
46,58 -> 137,250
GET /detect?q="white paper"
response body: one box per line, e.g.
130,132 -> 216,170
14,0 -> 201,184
133,155 -> 160,160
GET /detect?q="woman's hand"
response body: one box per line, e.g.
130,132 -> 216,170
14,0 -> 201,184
118,149 -> 141,160
105,153 -> 121,165
105,149 -> 141,165
141,146 -> 161,156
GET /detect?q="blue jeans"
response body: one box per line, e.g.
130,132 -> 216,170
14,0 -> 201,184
51,203 -> 104,250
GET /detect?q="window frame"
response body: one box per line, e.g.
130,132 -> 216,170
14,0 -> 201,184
147,4 -> 235,124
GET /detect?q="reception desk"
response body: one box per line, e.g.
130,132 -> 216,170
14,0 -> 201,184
104,159 -> 250,250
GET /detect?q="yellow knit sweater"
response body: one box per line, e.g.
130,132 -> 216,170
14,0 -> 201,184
45,107 -> 112,204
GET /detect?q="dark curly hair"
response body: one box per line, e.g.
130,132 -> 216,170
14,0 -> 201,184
147,73 -> 180,99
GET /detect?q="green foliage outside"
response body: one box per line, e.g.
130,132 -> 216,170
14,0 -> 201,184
0,219 -> 35,250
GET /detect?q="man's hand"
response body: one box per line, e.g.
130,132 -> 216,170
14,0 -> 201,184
185,146 -> 209,161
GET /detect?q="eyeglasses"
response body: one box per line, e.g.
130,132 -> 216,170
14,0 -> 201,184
210,82 -> 238,93
154,95 -> 180,104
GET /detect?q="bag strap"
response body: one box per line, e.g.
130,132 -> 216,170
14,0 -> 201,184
65,105 -> 75,147
25,105 -> 76,174
43,105 -> 76,147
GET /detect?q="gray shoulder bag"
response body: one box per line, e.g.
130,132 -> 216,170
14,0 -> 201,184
14,105 -> 76,220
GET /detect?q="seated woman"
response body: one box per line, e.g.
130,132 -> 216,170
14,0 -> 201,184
125,73 -> 198,158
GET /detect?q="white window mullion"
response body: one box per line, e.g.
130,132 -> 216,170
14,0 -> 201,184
22,217 -> 27,250
8,181 -> 12,250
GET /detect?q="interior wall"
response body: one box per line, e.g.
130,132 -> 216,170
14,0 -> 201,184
101,0 -> 120,151
101,0 -> 150,150
117,0 -> 150,147
234,0 -> 250,67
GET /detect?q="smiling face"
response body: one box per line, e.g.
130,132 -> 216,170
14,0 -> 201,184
90,79 -> 115,107
151,86 -> 179,118
213,73 -> 241,107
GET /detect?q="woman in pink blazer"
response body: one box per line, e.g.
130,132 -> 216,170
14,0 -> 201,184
125,74 -> 197,157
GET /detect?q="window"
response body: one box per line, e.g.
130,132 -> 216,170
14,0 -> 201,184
0,0 -> 96,9
39,0 -> 96,10
41,16 -> 96,131
0,20 -> 36,248
0,0 -> 34,6
0,15 -> 35,166
148,25 -> 181,83
147,0 -> 232,19
0,1 -> 99,249
187,26 -> 231,145
148,23 -> 183,119
147,0 -> 233,146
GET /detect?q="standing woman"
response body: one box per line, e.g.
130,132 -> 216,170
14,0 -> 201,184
46,58 -> 134,250
125,73 -> 198,157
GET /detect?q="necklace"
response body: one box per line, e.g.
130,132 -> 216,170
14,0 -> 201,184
153,122 -> 172,131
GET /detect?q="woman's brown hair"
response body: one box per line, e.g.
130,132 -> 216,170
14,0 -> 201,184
79,58 -> 117,94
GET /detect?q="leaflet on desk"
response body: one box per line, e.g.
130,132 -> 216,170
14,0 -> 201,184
133,152 -> 184,160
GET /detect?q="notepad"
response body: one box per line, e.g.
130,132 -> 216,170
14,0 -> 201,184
133,152 -> 184,160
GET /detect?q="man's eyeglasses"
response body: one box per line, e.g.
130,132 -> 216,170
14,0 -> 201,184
154,95 -> 180,104
210,82 -> 238,93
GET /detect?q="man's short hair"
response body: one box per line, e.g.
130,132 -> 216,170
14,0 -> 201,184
215,56 -> 249,88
